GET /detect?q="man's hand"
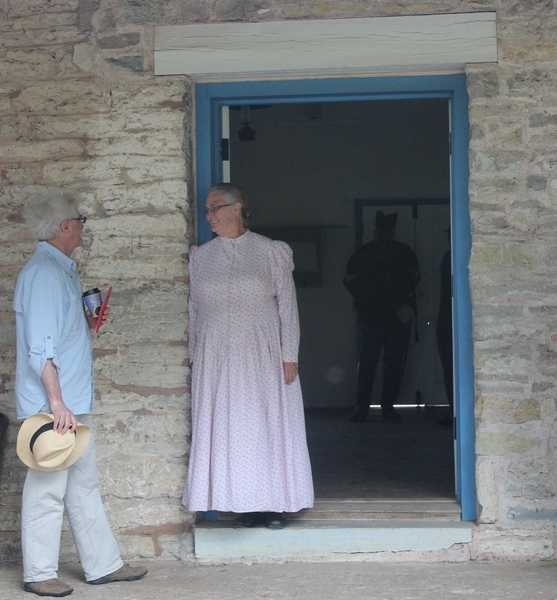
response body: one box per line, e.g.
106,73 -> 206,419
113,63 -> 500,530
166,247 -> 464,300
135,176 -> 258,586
50,399 -> 77,435
85,304 -> 110,331
283,362 -> 298,385
41,359 -> 77,434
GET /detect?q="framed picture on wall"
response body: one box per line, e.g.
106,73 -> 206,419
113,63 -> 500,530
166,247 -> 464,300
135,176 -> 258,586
251,226 -> 322,287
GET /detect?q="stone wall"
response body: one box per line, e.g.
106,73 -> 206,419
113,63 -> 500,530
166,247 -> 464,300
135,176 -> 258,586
1,0 -> 557,563
467,0 -> 557,560
0,0 -> 194,562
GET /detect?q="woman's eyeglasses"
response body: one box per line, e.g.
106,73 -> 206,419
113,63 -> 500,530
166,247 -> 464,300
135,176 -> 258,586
204,203 -> 234,215
68,215 -> 87,223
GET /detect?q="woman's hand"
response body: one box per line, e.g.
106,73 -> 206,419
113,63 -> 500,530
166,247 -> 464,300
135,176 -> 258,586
283,362 -> 298,385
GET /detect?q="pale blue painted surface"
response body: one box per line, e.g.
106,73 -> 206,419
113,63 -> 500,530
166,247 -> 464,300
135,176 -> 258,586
194,521 -> 473,559
195,74 -> 476,522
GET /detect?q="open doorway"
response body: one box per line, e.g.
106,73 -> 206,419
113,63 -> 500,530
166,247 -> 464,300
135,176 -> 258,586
195,74 -> 476,520
225,99 -> 454,501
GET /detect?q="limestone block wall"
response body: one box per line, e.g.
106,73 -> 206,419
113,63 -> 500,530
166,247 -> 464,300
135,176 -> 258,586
467,0 -> 557,560
1,0 -> 557,564
0,0 -> 194,562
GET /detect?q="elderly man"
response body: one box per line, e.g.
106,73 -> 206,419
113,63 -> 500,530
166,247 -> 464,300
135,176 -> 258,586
13,189 -> 147,597
343,210 -> 420,422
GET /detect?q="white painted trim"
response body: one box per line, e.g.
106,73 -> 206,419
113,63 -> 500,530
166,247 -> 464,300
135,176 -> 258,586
154,13 -> 497,80
221,105 -> 230,183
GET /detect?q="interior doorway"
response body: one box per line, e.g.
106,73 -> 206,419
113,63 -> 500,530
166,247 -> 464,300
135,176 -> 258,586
225,98 -> 454,502
195,74 -> 476,520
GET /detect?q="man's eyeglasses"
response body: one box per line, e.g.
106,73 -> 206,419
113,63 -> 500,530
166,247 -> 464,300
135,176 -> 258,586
204,203 -> 234,215
68,215 -> 87,224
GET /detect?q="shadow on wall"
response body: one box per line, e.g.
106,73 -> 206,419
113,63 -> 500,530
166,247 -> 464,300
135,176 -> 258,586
0,412 -> 9,482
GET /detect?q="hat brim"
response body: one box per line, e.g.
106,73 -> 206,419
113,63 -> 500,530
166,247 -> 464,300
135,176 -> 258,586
17,413 -> 90,472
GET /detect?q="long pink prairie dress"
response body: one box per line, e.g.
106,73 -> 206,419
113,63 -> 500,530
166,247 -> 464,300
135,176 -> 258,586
182,230 -> 314,513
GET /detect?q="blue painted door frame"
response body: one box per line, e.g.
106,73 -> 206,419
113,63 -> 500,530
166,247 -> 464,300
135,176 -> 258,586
195,74 -> 476,521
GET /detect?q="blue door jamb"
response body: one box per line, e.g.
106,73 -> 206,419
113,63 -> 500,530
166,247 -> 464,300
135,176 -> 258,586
450,75 -> 476,521
195,74 -> 476,521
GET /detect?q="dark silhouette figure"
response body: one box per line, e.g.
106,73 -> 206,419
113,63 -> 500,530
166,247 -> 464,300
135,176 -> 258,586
343,211 -> 420,422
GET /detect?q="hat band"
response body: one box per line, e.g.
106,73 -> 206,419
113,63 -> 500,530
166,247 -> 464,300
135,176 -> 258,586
29,422 -> 75,452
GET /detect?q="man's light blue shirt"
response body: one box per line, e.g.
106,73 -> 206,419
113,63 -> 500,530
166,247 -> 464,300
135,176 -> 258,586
14,241 -> 94,419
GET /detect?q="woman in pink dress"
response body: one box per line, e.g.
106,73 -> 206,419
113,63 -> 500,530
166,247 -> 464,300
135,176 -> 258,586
182,184 -> 314,529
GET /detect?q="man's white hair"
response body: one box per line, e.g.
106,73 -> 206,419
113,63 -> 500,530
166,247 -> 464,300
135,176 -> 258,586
23,188 -> 80,241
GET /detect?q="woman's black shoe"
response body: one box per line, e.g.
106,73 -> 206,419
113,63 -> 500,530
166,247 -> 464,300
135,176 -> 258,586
232,512 -> 264,528
265,512 -> 286,529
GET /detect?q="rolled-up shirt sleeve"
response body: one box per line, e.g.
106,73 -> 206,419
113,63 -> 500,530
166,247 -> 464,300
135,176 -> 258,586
22,272 -> 63,379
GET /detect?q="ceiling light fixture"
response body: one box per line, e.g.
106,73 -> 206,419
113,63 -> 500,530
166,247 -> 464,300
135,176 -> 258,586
238,105 -> 256,142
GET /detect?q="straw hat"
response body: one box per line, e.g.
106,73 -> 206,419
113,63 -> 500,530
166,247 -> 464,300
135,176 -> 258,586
17,414 -> 90,472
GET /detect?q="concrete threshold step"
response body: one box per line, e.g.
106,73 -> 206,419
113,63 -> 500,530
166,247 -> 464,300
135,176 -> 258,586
194,520 -> 473,561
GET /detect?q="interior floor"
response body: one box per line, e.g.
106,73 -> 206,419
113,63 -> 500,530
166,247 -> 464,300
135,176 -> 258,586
305,405 -> 455,500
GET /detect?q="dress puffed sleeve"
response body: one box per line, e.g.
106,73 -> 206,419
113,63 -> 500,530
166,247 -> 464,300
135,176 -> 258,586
270,240 -> 300,363
187,245 -> 199,360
